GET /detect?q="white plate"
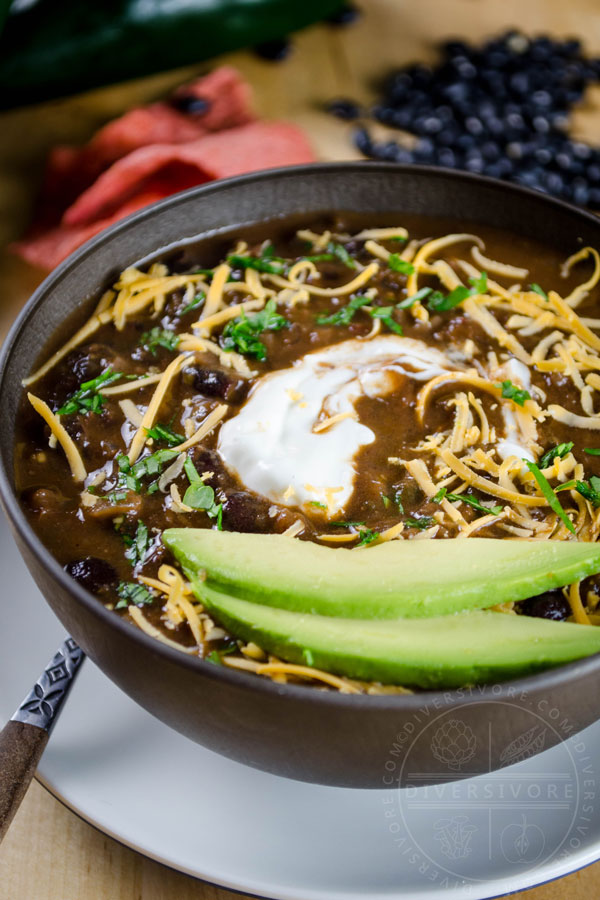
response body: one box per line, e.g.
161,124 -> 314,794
1,511 -> 600,900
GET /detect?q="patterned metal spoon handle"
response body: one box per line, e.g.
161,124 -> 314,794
0,637 -> 84,842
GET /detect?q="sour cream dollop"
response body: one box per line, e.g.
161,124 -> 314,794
217,336 -> 454,516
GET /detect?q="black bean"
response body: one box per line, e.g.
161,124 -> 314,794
518,590 -> 571,621
222,491 -> 273,533
253,38 -> 291,62
325,3 -> 361,26
190,366 -> 248,403
327,98 -> 362,120
65,557 -> 117,594
335,29 -> 600,207
170,94 -> 211,116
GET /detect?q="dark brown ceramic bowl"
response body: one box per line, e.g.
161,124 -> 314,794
2,163 -> 600,789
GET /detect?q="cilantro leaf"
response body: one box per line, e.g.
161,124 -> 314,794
183,456 -> 223,526
132,448 -> 179,481
326,241 -> 356,269
394,490 -> 404,514
115,452 -> 142,493
396,287 -> 432,309
115,581 -> 154,609
181,291 -> 206,315
445,492 -> 503,516
317,293 -> 370,326
221,298 -> 287,361
227,254 -> 287,275
539,442 -> 574,469
58,368 -> 122,415
388,254 -> 414,275
302,253 -> 335,263
433,487 -> 447,502
525,460 -> 576,534
122,520 -> 151,567
405,516 -> 434,530
575,476 -> 600,508
356,528 -> 380,547
368,305 -> 403,335
145,423 -> 184,446
381,493 -> 392,509
139,327 -> 180,356
498,380 -> 531,407
529,283 -> 548,301
469,271 -> 488,294
426,285 -> 472,312
309,500 -> 327,510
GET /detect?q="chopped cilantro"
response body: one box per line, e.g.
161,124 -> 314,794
183,456 -> 223,526
445,492 -> 503,516
405,516 -> 434,530
539,442 -> 574,469
529,283 -> 548,301
368,306 -> 403,335
227,253 -> 287,275
331,520 -> 365,528
575,476 -> 600,508
426,285 -> 472,312
584,448 -> 600,456
469,271 -> 488,294
132,448 -> 179,480
388,254 -> 414,275
555,479 -> 577,493
356,527 -> 380,547
317,293 -> 370,326
302,253 -> 335,263
139,327 -> 180,356
498,380 -> 531,407
433,487 -> 447,502
191,267 -> 215,278
221,298 -> 287,361
122,520 -> 151,567
394,490 -> 405,514
389,235 -> 407,242
381,493 -> 392,509
58,368 -> 122,415
309,501 -> 327,510
145,422 -> 184,446
181,290 -> 206,315
326,241 -> 356,269
396,287 -> 432,309
525,460 -> 576,534
205,645 -> 237,664
115,581 -> 154,609
115,453 -> 142,493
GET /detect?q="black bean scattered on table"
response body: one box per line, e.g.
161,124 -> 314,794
331,31 -> 600,207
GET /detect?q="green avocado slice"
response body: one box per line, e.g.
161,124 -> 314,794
163,529 -> 600,619
190,580 -> 600,688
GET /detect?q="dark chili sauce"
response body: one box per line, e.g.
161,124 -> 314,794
13,212 -> 600,658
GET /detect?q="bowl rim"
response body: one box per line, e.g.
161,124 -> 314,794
3,159 -> 600,710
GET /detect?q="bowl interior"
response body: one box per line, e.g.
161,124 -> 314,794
3,161 -> 600,704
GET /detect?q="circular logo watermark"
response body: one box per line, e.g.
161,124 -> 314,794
381,690 -> 597,889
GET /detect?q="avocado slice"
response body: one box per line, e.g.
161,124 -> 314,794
191,580 -> 600,688
163,529 -> 600,619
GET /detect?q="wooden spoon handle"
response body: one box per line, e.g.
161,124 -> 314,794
0,637 -> 84,843
0,720 -> 48,841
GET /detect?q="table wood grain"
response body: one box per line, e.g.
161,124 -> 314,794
1,1 -> 600,896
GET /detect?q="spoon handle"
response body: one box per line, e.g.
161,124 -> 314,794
0,637 -> 84,842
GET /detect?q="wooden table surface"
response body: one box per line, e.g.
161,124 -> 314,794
2,0 -> 600,896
